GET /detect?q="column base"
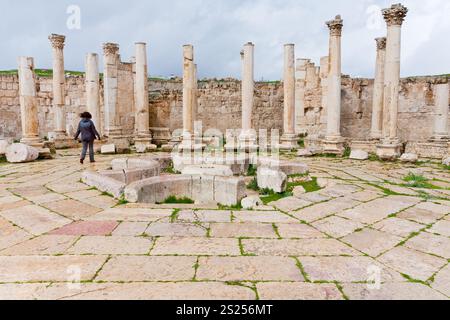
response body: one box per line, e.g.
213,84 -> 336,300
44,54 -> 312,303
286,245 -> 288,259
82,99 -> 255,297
322,136 -> 346,155
429,134 -> 450,143
150,127 -> 171,146
376,141 -> 403,161
350,140 -> 378,154
48,132 -> 79,149
280,134 -> 299,151
238,133 -> 258,152
107,135 -> 131,154
134,136 -> 157,153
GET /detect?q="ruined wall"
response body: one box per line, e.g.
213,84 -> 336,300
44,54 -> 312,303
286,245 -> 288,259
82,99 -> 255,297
0,73 -> 448,143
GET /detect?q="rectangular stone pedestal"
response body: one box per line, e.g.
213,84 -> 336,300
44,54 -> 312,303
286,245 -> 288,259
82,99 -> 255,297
49,133 -> 79,149
280,134 -> 299,151
405,141 -> 448,160
322,138 -> 345,155
351,140 -> 378,154
376,143 -> 403,160
150,127 -> 171,146
134,136 -> 157,153
107,136 -> 131,154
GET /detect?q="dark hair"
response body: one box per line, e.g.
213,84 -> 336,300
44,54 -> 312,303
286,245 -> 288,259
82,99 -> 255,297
80,112 -> 92,119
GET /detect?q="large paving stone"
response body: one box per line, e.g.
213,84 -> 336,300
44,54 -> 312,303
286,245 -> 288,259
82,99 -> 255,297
338,196 -> 422,225
312,216 -> 365,238
269,197 -> 312,212
49,221 -> 119,236
299,256 -> 402,283
397,203 -> 449,224
256,282 -> 343,300
0,217 -> 33,251
197,256 -> 303,281
372,217 -> 425,238
343,282 -> 447,300
27,193 -> 67,205
431,264 -> 450,297
67,236 -> 153,255
2,282 -> 255,300
209,222 -> 277,238
145,222 -> 207,237
233,210 -> 298,223
429,220 -> 450,237
151,237 -> 240,256
292,197 -> 360,222
242,239 -> 359,256
405,232 -> 450,259
178,210 -> 232,223
96,256 -> 197,281
87,208 -> 173,222
0,256 -> 107,282
275,223 -> 326,239
378,246 -> 447,281
43,199 -> 102,219
0,205 -> 72,235
112,222 -> 149,236
0,235 -> 78,256
341,229 -> 403,257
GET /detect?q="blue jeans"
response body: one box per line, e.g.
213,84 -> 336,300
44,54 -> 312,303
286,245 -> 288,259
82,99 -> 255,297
81,140 -> 95,162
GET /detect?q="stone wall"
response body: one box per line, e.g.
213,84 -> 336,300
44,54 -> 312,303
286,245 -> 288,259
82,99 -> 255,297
0,73 -> 448,144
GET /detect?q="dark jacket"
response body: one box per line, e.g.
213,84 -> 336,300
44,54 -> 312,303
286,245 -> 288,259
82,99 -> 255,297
75,119 -> 100,142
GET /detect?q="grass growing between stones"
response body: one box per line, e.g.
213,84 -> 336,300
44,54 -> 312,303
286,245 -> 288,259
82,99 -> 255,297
217,203 -> 243,210
402,172 -> 441,190
246,164 -> 257,177
0,155 -> 7,165
259,176 -> 322,205
162,196 -> 195,204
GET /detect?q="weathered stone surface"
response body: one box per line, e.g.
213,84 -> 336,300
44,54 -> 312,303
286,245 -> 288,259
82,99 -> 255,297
182,164 -> 233,177
0,217 -> 32,251
49,221 -> 119,236
378,246 -> 447,281
270,197 -> 311,212
0,256 -> 107,282
112,222 -> 148,236
101,144 -> 116,154
242,238 -> 359,256
342,229 -> 402,257
429,220 -> 450,237
82,171 -> 126,199
6,144 -> 39,163
312,216 -> 365,238
97,256 -> 196,281
197,256 -> 303,281
293,186 -> 306,197
349,150 -> 369,160
257,166 -> 287,193
405,232 -> 450,259
257,282 -> 343,300
43,199 -> 102,219
0,235 -> 78,256
443,157 -> 450,166
67,236 -> 153,255
297,149 -> 313,157
145,222 -> 207,237
209,222 -> 277,238
343,282 -> 447,300
0,140 -> 9,155
372,217 -> 424,237
292,197 -> 360,222
87,208 -> 173,222
151,237 -> 240,256
275,223 -> 326,239
233,210 -> 297,223
178,210 -> 232,223
432,264 -> 450,297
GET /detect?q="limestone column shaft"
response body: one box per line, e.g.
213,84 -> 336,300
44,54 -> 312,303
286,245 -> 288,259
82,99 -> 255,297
103,43 -> 121,137
182,44 -> 195,138
241,42 -> 254,136
295,58 -> 308,134
325,15 -> 343,140
382,4 -> 408,142
85,53 -> 101,134
49,34 -> 66,134
370,37 -> 386,140
135,42 -> 150,138
432,83 -> 450,140
18,57 -> 41,147
283,44 -> 296,137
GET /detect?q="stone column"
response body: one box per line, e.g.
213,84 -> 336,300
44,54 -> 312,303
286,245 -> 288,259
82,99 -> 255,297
370,37 -> 387,140
280,44 -> 298,149
377,4 -> 408,160
48,34 -> 71,146
323,15 -> 345,154
18,57 -> 42,148
320,56 -> 329,137
103,43 -> 121,138
134,42 -> 156,152
181,44 -> 195,147
239,42 -> 257,148
295,58 -> 308,135
431,83 -> 450,141
85,53 -> 101,135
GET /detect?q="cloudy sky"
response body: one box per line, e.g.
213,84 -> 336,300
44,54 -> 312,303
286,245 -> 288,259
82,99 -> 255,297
1,0 -> 449,80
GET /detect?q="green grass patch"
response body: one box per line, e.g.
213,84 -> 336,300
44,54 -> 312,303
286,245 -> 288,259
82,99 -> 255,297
246,164 -> 257,177
218,203 -> 243,210
0,155 -> 7,164
162,196 -> 194,204
116,196 -> 129,206
259,176 -> 322,205
343,147 -> 351,158
298,139 -> 305,148
170,209 -> 181,223
402,172 -> 440,189
247,177 -> 259,191
101,191 -> 114,198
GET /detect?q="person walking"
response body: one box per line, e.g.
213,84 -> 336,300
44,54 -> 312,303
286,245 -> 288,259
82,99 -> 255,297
74,112 -> 101,164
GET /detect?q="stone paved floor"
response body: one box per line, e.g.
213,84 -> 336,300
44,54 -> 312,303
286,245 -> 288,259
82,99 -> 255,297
0,151 -> 449,300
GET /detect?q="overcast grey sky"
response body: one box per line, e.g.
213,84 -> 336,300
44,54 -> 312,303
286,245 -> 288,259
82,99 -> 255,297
1,0 -> 449,80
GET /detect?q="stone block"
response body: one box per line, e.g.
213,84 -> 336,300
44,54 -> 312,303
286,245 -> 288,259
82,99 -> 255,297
81,171 -> 126,198
349,149 -> 369,160
0,140 -> 9,155
297,149 -> 313,157
182,164 -> 234,177
191,175 -> 215,204
111,158 -> 128,170
257,166 -> 287,193
400,153 -> 418,163
442,157 -> 450,166
101,144 -> 116,154
241,196 -> 264,210
214,176 -> 246,206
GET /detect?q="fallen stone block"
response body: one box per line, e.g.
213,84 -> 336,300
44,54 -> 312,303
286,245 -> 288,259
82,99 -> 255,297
182,164 -> 234,177
5,143 -> 39,163
400,153 -> 419,163
191,175 -> 215,204
297,149 -> 313,157
214,176 -> 246,206
0,140 -> 10,155
257,166 -> 287,193
101,144 -> 116,154
293,186 -> 306,197
241,195 -> 264,210
82,171 -> 126,198
443,157 -> 450,166
350,149 -> 369,160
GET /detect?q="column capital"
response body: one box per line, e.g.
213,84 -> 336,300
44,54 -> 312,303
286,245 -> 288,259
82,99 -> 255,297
103,43 -> 119,56
382,3 -> 408,26
326,15 -> 344,36
49,34 -> 66,50
375,37 -> 387,50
